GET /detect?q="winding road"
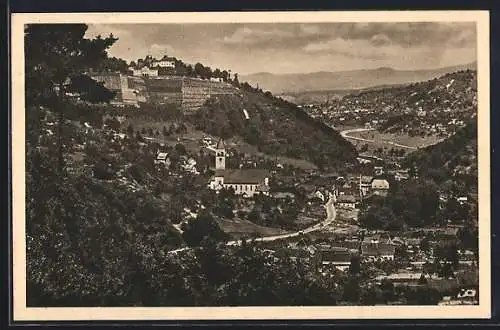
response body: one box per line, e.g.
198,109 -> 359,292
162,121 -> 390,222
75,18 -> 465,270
340,127 -> 417,150
167,196 -> 337,255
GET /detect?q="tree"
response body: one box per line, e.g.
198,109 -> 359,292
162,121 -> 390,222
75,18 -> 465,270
418,274 -> 428,285
247,209 -> 262,224
98,56 -> 128,73
181,212 -> 228,247
341,278 -> 360,303
25,24 -> 118,172
361,286 -> 381,305
175,143 -> 186,155
126,124 -> 134,136
359,205 -> 396,230
380,279 -> 395,303
349,254 -> 361,276
233,73 -> 240,87
194,62 -> 204,78
420,237 -> 431,254
221,70 -> 229,82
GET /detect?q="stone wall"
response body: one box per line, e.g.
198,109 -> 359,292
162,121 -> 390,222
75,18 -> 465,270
90,73 -> 237,111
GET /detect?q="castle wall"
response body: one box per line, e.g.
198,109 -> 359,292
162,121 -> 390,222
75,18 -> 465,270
89,73 -> 237,110
90,73 -> 123,92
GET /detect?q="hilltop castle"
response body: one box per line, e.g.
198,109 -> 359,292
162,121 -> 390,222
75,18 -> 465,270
208,139 -> 270,197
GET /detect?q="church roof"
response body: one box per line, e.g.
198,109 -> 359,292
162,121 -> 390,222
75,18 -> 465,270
216,138 -> 226,149
214,169 -> 269,184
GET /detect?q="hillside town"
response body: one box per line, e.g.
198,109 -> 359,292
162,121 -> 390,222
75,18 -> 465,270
24,23 -> 480,308
301,70 -> 477,140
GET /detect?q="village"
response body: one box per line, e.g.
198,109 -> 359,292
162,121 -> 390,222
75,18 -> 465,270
300,70 -> 477,141
36,102 -> 479,306
23,21 -> 481,308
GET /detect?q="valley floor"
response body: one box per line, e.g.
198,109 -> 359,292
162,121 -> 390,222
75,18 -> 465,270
338,126 -> 443,155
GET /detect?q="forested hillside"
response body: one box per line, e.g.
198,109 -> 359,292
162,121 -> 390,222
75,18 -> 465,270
189,88 -> 358,170
403,117 -> 478,190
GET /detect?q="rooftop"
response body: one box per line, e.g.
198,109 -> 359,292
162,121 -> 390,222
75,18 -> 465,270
337,194 -> 356,203
360,176 -> 374,184
216,138 -> 226,149
214,169 -> 269,184
156,152 -> 169,160
361,242 -> 396,256
372,179 -> 390,189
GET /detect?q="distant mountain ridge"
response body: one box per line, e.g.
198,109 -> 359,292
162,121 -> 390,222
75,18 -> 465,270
242,62 -> 477,95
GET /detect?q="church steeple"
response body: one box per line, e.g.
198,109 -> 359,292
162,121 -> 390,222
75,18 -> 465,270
215,138 -> 226,170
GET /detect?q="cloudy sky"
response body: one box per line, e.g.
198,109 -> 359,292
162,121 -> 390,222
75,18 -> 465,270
85,22 -> 476,75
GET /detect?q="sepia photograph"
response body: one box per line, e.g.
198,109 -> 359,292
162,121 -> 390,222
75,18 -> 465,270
11,11 -> 490,321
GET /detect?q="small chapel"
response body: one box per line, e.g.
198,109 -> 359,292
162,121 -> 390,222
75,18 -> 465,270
208,138 -> 270,197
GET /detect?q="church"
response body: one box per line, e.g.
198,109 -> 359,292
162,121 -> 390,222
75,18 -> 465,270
208,139 -> 270,197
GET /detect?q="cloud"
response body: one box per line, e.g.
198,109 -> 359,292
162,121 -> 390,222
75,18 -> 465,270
220,26 -> 296,45
370,33 -> 391,47
298,24 -> 321,35
304,37 -> 428,60
313,22 -> 476,49
83,22 -> 477,74
148,43 -> 175,57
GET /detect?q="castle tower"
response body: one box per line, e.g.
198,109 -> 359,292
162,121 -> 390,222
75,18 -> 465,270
215,138 -> 226,170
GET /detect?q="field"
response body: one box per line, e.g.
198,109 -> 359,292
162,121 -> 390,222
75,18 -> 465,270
216,217 -> 290,239
338,125 -> 443,156
336,208 -> 360,224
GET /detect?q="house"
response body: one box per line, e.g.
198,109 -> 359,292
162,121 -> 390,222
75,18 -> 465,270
371,178 -> 390,197
275,248 -> 311,262
390,237 -> 405,246
359,175 -> 374,196
363,233 -> 393,245
374,166 -> 384,176
132,67 -> 158,77
361,242 -> 396,262
335,240 -> 361,253
405,238 -> 421,250
316,246 -> 353,271
312,190 -> 326,202
208,139 -> 270,198
337,194 -> 356,209
154,152 -> 171,167
182,157 -> 199,174
336,182 -> 358,197
152,56 -> 176,68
